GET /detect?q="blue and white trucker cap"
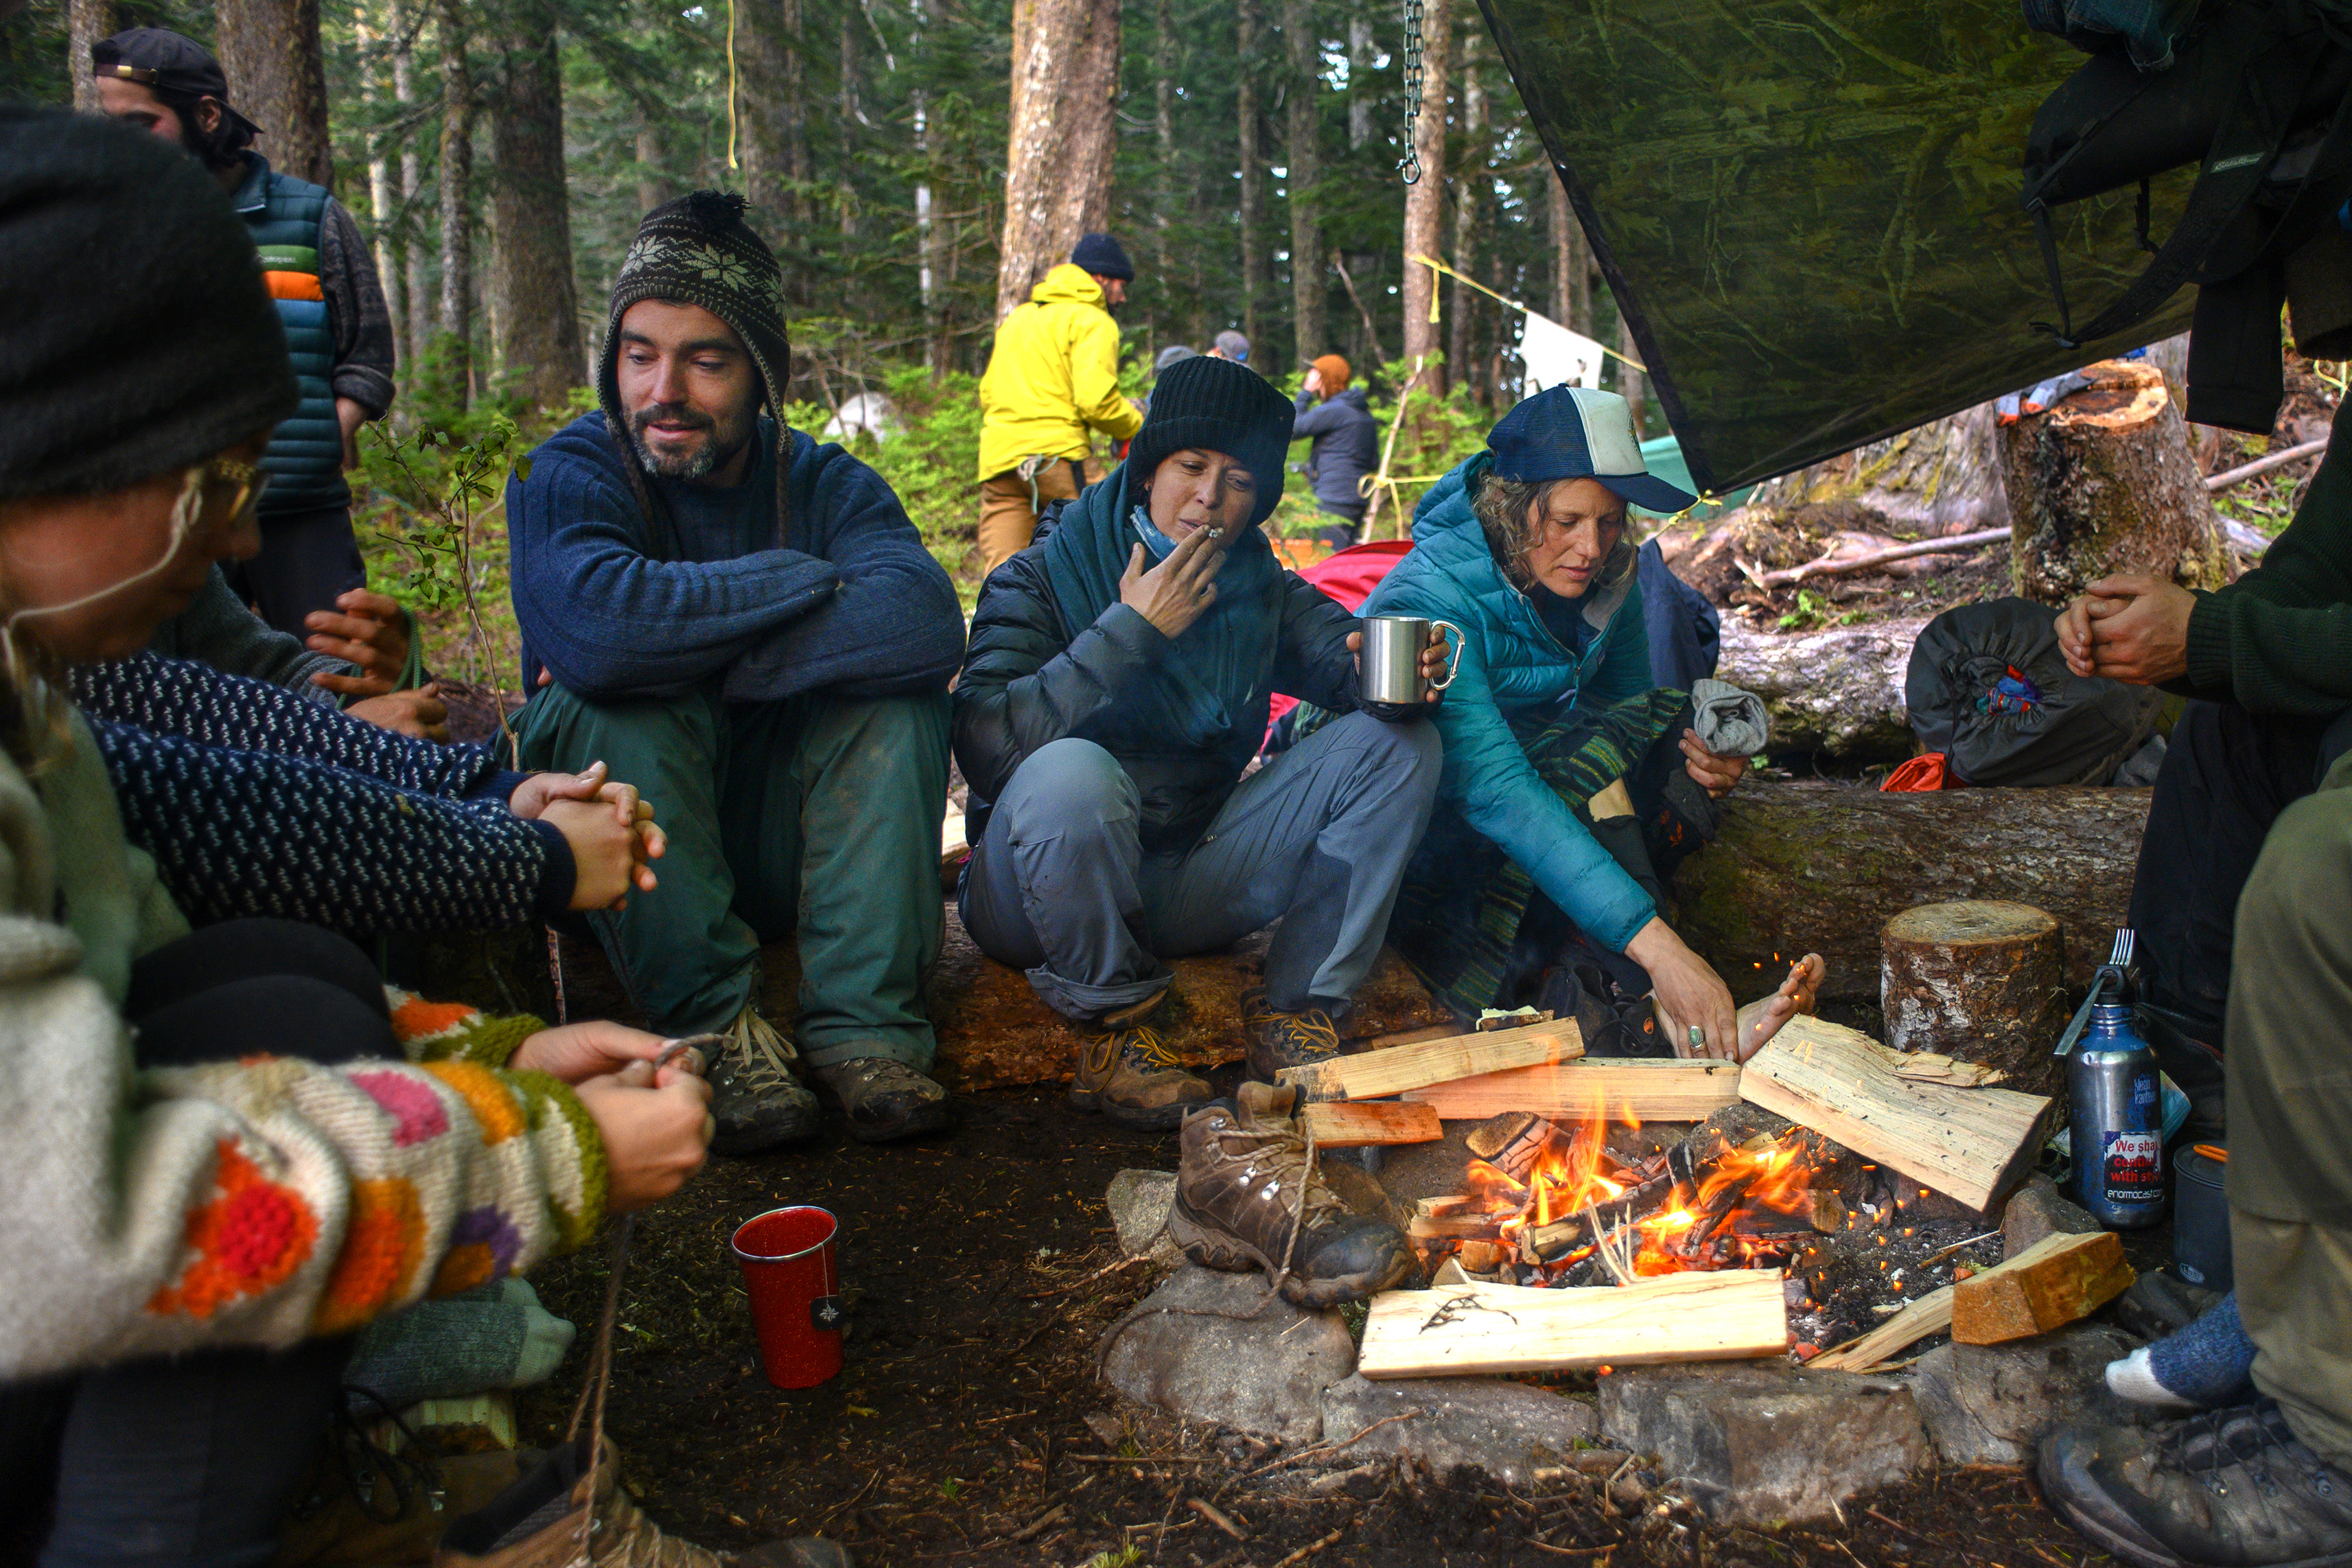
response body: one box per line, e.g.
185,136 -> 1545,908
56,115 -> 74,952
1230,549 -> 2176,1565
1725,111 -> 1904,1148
1486,385 -> 1695,515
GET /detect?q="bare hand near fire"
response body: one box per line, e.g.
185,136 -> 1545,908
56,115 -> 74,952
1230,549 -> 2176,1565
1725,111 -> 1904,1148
1344,625 -> 1450,703
1734,954 -> 1826,1062
1628,917 -> 1738,1062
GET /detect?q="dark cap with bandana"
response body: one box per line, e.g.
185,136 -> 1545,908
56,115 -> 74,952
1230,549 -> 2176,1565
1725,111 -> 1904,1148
598,191 -> 794,534
90,29 -> 263,142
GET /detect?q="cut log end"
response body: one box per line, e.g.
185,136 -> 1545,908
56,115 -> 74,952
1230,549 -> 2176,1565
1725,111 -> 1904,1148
1883,900 -> 2069,1098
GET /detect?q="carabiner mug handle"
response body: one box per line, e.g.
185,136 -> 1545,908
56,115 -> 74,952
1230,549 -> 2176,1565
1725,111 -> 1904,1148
1428,620 -> 1468,692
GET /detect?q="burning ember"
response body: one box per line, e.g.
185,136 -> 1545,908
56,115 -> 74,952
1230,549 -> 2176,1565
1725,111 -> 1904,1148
1399,1099 -> 2009,1353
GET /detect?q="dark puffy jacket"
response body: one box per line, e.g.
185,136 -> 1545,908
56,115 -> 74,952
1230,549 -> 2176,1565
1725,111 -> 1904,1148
1293,387 -> 1380,513
954,491 -> 1364,853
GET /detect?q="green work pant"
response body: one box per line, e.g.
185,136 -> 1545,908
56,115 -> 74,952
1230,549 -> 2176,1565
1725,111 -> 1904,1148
2225,785 -> 2352,1467
515,682 -> 951,1068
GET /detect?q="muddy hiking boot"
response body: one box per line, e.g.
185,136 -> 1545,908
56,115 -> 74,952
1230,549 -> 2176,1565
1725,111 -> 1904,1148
1168,1081 -> 1412,1307
2038,1398 -> 2352,1568
434,1437 -> 850,1567
708,1007 -> 822,1156
811,1055 -> 954,1144
1239,987 -> 1344,1082
1068,991 -> 1210,1131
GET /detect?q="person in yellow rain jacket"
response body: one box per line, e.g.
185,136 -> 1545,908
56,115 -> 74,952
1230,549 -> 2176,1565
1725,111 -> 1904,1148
975,234 -> 1145,576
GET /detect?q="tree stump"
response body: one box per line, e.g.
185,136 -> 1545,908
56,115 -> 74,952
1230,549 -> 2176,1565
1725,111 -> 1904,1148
1999,358 -> 2230,607
1881,902 -> 2069,1097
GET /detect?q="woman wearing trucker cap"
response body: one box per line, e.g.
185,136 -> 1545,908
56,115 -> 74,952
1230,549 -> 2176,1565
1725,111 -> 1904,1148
1361,384 -> 1821,1064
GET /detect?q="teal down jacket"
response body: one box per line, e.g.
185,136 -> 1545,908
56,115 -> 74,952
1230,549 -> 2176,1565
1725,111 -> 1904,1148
1360,453 -> 1659,952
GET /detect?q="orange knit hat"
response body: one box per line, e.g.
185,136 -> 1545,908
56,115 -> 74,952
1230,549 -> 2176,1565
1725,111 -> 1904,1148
1310,353 -> 1352,393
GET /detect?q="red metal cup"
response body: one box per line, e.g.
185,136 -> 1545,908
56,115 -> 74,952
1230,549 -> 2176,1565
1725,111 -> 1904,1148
731,1206 -> 845,1389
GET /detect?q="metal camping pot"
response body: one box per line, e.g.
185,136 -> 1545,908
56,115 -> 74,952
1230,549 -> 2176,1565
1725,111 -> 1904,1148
1358,615 -> 1465,710
2174,1144 -> 2233,1293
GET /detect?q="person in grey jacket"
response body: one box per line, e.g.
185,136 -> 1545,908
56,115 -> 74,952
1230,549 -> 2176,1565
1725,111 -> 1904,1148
1294,354 -> 1380,548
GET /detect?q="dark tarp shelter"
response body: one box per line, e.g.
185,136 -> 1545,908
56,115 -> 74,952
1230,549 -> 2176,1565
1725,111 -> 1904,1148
1477,0 -> 2201,497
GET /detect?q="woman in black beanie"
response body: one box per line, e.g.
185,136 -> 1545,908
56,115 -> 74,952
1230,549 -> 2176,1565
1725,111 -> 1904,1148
951,357 -> 1446,1276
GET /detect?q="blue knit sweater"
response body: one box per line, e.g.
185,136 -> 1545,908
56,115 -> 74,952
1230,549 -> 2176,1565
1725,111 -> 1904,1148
71,655 -> 571,936
507,414 -> 965,703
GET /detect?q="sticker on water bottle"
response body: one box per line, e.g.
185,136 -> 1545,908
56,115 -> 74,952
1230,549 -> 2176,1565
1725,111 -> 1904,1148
2103,1130 -> 2163,1204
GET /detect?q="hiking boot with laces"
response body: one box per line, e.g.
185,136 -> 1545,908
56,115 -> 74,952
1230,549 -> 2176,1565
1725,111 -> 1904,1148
2038,1397 -> 2352,1568
708,1007 -> 821,1156
1068,991 -> 1210,1131
434,1438 -> 850,1567
1167,1081 -> 1412,1307
811,1055 -> 954,1144
1239,987 -> 1344,1082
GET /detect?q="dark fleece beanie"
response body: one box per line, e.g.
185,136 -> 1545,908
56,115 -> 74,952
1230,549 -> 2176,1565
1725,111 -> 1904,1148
1122,355 -> 1296,529
1069,232 -> 1134,281
0,108 -> 296,499
598,191 -> 794,535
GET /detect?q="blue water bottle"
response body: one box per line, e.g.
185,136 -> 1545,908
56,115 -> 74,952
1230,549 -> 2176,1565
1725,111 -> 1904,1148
2067,1002 -> 2168,1228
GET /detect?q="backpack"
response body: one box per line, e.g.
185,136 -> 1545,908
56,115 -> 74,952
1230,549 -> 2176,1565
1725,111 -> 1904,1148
1905,598 -> 2166,786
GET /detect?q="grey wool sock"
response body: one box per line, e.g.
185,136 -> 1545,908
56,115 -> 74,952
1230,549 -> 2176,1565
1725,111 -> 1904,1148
344,1278 -> 577,1412
2106,1291 -> 2257,1411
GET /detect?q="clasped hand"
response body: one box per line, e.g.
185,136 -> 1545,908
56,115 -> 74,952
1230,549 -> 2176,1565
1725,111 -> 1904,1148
509,760 -> 666,909
2055,574 -> 2195,685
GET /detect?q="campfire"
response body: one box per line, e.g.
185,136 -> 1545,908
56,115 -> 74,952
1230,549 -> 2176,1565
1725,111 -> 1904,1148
1399,1099 -> 2013,1355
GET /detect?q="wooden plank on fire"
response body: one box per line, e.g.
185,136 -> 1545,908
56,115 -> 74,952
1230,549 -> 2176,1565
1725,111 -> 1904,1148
1300,1100 -> 1443,1147
1408,1213 -> 1509,1242
1356,1272 -> 1789,1379
1951,1230 -> 2134,1345
1736,1016 -> 2055,1213
1399,1059 -> 1743,1122
1276,1018 -> 1584,1103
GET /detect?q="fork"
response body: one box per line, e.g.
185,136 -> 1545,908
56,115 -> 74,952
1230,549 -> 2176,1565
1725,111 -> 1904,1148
2052,928 -> 2136,1056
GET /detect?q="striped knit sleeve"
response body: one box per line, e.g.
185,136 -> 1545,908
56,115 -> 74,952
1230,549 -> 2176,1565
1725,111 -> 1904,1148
71,654 -> 505,798
93,720 -> 573,937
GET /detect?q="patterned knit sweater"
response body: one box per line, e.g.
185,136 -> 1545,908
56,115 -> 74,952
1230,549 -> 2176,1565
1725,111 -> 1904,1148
71,655 -> 573,935
0,694 -> 605,1379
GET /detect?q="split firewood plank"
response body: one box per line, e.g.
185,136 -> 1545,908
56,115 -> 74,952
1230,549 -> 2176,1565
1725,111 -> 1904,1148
1277,1017 -> 1584,1103
1300,1099 -> 1443,1147
1401,1058 -> 1740,1122
1407,1213 -> 1509,1243
1952,1229 -> 2134,1345
1737,1015 -> 2055,1213
1809,1287 -> 1954,1372
1356,1272 -> 1788,1379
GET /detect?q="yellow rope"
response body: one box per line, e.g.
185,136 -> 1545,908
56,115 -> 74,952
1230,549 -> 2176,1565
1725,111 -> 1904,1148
726,0 -> 741,171
1408,252 -> 1646,372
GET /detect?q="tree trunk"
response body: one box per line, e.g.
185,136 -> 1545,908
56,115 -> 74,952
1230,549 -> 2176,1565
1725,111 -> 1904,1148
1670,782 -> 2150,1009
357,12 -> 404,373
736,0 -> 812,255
216,0 -> 334,187
1152,0 -> 1177,343
1881,902 -> 2071,1098
1348,15 -> 1377,151
837,8 -> 859,241
1549,174 -> 1591,337
1281,0 -> 1324,364
69,0 -> 119,112
1999,358 -> 2231,607
633,121 -> 670,220
1616,314 -> 1646,439
391,0 -> 430,375
1399,0 -> 1449,387
435,0 -> 473,406
1235,0 -> 1268,349
1749,400 -> 2009,536
1447,30 -> 1487,392
487,12 -> 581,410
914,93 -> 946,369
995,0 -> 1119,323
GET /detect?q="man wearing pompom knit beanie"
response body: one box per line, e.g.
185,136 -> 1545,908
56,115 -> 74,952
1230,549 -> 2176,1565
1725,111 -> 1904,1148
507,192 -> 968,1149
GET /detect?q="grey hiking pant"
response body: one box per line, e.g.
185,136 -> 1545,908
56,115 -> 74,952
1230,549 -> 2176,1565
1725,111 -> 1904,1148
959,711 -> 1442,1023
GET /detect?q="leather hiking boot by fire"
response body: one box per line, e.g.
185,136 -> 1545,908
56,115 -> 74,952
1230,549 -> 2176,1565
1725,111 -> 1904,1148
1068,992 -> 1210,1132
811,1055 -> 954,1144
1167,1081 -> 1412,1307
2038,1398 -> 2352,1568
708,1007 -> 822,1156
1239,987 -> 1344,1083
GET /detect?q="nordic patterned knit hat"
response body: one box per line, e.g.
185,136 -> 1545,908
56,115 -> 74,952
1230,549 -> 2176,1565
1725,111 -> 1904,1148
598,190 -> 793,539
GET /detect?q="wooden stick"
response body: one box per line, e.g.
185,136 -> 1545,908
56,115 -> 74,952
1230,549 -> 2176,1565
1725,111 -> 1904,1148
1355,1271 -> 1786,1378
1301,1099 -> 1443,1147
1951,1229 -> 2134,1345
2205,435 -> 2329,493
1758,526 -> 2010,588
1277,1016 -> 1583,1103
1401,1058 -> 1738,1122
1808,1287 -> 1953,1372
1737,1016 -> 2053,1213
1408,1213 -> 1509,1243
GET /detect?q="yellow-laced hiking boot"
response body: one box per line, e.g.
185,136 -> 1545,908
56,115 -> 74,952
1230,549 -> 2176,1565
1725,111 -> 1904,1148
1238,986 -> 1344,1083
1067,990 -> 1211,1131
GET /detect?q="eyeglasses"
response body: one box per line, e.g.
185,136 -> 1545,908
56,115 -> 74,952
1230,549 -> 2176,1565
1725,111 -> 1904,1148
196,456 -> 270,530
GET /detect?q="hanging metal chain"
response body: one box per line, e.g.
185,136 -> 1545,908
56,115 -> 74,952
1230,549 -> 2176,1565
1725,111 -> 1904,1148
1399,0 -> 1425,184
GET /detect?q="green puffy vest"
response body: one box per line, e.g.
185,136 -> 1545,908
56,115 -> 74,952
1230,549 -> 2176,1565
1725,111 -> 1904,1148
231,156 -> 345,517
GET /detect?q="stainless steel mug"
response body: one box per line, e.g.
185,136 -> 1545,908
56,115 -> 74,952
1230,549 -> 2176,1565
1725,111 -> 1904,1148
1358,616 -> 1465,707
